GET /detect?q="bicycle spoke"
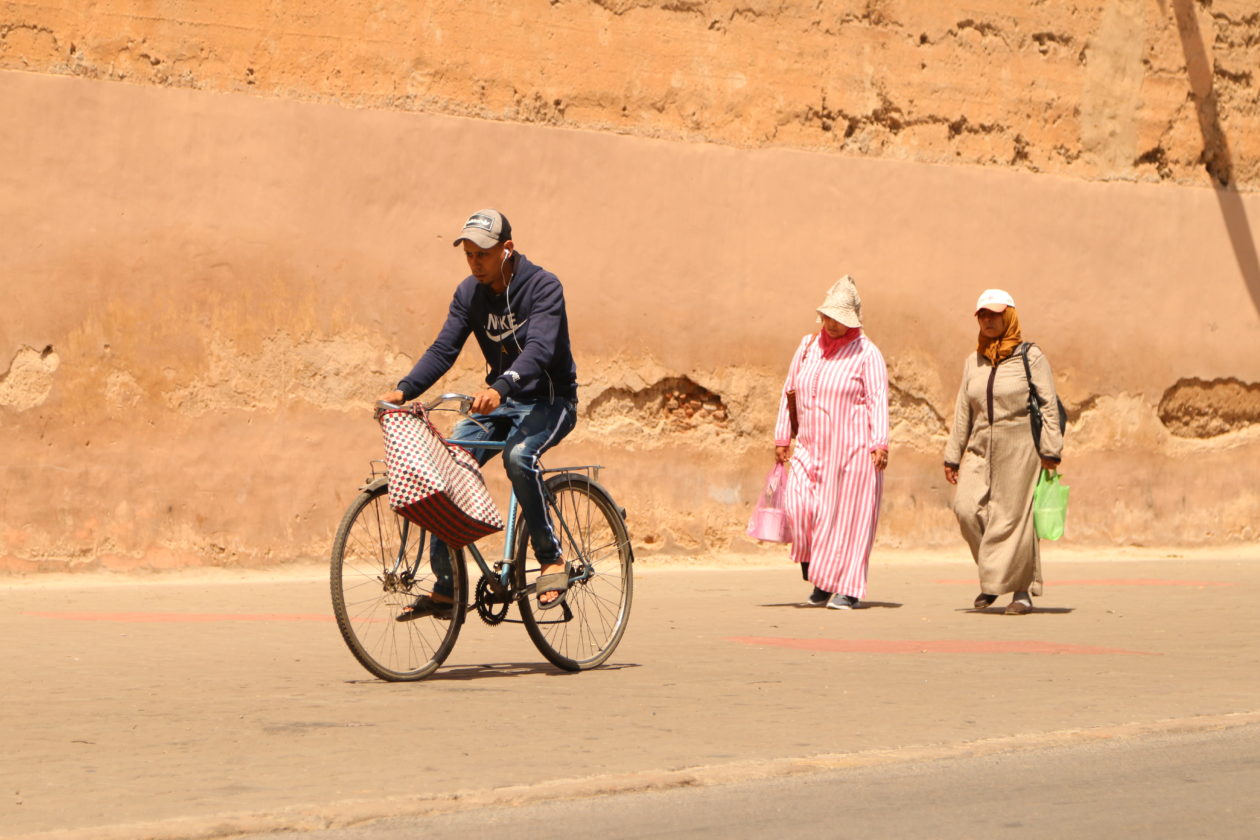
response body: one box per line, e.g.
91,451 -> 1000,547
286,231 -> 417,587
519,475 -> 632,671
330,486 -> 466,681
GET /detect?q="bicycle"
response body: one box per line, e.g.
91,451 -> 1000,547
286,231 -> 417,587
330,393 -> 634,681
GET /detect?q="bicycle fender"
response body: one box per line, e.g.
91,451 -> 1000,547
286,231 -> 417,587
359,476 -> 389,493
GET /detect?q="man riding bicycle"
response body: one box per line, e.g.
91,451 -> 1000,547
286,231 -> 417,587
378,209 -> 579,619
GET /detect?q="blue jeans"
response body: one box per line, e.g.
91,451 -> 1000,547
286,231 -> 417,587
429,398 -> 577,598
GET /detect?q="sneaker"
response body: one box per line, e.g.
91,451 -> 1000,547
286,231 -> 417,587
807,587 -> 831,606
396,594 -> 454,622
826,593 -> 860,610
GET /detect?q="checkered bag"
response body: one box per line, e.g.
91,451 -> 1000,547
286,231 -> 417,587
376,404 -> 504,549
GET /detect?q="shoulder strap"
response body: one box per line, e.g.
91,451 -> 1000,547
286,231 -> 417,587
1020,342 -> 1041,402
1022,342 -> 1070,437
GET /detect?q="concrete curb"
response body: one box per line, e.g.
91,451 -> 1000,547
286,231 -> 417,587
14,709 -> 1260,840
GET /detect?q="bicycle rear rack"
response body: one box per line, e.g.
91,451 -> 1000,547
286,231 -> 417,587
541,464 -> 604,481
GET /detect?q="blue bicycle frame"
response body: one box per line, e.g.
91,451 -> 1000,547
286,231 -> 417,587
442,435 -> 521,591
385,394 -> 602,594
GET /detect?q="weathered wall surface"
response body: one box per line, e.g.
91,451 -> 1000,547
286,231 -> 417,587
1,1 -> 1259,572
2,0 -> 1258,190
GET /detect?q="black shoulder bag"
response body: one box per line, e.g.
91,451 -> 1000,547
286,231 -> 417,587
1020,342 -> 1068,452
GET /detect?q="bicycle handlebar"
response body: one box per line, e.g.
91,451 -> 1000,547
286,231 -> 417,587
376,393 -> 475,413
424,393 -> 475,414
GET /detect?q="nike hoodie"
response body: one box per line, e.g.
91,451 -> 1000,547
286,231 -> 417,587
397,252 -> 578,404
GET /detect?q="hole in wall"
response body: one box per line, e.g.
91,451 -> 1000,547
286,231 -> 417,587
587,376 -> 729,430
1158,377 -> 1260,438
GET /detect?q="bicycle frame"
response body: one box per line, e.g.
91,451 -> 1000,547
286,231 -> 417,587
442,435 -> 517,590
418,394 -> 604,595
447,437 -> 604,594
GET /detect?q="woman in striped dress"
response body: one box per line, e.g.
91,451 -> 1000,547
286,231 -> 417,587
774,276 -> 890,610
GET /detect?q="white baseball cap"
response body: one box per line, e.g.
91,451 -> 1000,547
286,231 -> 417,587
975,288 -> 1016,313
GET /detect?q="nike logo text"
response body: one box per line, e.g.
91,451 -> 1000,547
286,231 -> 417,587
486,313 -> 527,342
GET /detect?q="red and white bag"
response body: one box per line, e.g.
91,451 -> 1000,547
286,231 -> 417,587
377,404 -> 504,549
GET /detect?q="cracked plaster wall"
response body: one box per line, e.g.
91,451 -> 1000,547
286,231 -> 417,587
1,3 -> 1260,572
1,0 -> 1258,190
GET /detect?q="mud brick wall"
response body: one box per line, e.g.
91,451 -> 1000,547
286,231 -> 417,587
2,1 -> 1259,571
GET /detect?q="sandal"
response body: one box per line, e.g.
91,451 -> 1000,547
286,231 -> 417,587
535,564 -> 571,611
973,593 -> 998,610
396,594 -> 454,622
1004,598 -> 1032,616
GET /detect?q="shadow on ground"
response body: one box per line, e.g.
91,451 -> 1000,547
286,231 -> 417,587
344,661 -> 642,685
962,607 -> 1076,616
760,601 -> 904,609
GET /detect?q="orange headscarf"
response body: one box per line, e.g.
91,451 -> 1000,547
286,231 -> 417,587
978,307 -> 1022,365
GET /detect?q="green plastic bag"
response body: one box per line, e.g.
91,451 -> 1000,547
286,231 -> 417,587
1033,469 -> 1070,541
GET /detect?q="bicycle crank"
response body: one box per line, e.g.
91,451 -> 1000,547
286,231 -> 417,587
474,574 -> 512,625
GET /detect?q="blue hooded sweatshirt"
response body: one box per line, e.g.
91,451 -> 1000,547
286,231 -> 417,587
396,253 -> 578,404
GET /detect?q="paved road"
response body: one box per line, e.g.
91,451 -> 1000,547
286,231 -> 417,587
234,723 -> 1260,839
3,554 -> 1258,839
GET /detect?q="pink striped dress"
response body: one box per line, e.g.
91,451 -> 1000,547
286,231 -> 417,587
774,332 -> 889,599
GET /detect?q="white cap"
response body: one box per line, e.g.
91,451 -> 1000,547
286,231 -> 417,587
975,288 -> 1016,313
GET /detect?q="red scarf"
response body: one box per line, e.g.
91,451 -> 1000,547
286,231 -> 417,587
819,327 -> 861,356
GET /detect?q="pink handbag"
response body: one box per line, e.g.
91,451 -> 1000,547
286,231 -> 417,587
376,405 -> 504,549
746,464 -> 791,543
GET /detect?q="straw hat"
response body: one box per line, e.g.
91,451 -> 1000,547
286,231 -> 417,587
816,275 -> 863,328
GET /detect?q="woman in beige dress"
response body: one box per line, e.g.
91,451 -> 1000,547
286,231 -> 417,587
944,289 -> 1063,615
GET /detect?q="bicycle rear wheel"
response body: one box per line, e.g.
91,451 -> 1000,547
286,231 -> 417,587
330,483 -> 467,681
516,473 -> 633,671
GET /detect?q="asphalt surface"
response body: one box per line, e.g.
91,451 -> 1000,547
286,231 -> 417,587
232,723 -> 1260,840
3,553 -> 1258,839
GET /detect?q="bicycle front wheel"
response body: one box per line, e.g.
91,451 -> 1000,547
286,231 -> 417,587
330,483 -> 467,681
516,473 -> 633,671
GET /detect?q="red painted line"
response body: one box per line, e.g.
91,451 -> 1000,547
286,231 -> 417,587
728,636 -> 1158,656
933,579 -> 1235,587
24,611 -> 335,623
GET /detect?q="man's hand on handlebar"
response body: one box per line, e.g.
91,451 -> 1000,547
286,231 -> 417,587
375,388 -> 499,415
471,389 -> 502,415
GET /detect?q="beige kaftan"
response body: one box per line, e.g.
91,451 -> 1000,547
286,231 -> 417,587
944,344 -> 1064,596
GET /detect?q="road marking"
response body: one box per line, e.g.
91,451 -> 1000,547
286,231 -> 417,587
933,578 -> 1236,587
728,636 -> 1158,655
24,611 -> 335,623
